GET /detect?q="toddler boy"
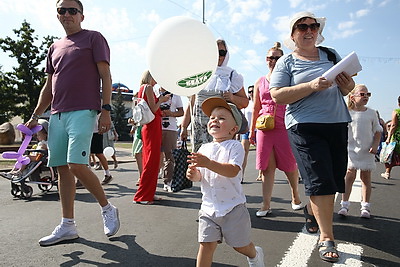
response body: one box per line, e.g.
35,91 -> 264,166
186,97 -> 264,267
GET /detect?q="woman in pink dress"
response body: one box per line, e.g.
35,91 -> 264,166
249,42 -> 302,217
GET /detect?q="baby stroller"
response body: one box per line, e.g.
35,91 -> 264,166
1,149 -> 58,199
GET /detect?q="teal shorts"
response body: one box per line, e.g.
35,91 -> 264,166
48,110 -> 97,167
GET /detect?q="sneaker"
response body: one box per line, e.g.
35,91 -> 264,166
102,204 -> 120,237
360,208 -> 371,218
101,175 -> 113,185
38,223 -> 79,246
338,207 -> 348,216
94,164 -> 102,170
360,202 -> 371,219
163,181 -> 173,192
291,202 -> 304,211
247,246 -> 265,267
381,172 -> 390,179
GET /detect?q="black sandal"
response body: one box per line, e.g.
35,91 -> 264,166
304,205 -> 319,233
318,240 -> 339,263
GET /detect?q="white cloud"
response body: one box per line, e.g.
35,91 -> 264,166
240,49 -> 264,71
338,21 -> 356,30
355,9 -> 370,18
289,0 -> 302,8
256,9 -> 271,23
379,0 -> 391,7
145,9 -> 161,24
252,30 -> 268,45
332,29 -> 362,40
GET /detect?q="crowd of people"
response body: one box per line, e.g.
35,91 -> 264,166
13,1 -> 399,266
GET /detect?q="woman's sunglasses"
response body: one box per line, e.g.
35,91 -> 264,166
295,22 -> 320,32
354,92 -> 372,97
219,50 -> 227,57
57,7 -> 82,15
267,56 -> 281,61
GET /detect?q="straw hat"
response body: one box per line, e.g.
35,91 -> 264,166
283,11 -> 326,51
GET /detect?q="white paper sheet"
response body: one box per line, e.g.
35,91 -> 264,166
322,51 -> 362,83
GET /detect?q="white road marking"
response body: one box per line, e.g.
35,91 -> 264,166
334,243 -> 363,266
279,172 -> 364,266
277,227 -> 319,267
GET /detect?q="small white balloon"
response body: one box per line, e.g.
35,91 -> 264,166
147,16 -> 218,96
103,147 -> 114,158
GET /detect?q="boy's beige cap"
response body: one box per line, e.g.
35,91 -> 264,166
201,97 -> 242,129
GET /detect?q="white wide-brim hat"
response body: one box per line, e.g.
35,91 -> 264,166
283,11 -> 326,51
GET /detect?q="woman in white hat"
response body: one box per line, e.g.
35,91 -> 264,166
270,11 -> 355,263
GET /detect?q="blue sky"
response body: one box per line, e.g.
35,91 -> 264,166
0,0 -> 399,121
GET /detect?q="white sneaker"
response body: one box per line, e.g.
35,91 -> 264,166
338,207 -> 348,216
163,181 -> 173,192
38,223 -> 79,246
247,246 -> 265,267
102,204 -> 120,237
360,202 -> 371,219
360,208 -> 371,218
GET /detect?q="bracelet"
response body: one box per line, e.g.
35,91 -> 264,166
31,113 -> 40,121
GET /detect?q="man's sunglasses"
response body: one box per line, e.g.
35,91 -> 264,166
219,50 -> 227,57
295,23 -> 320,32
57,7 -> 82,15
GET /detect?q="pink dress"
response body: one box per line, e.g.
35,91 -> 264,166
256,77 -> 297,172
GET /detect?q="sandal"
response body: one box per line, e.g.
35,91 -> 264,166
318,240 -> 339,263
304,205 -> 319,233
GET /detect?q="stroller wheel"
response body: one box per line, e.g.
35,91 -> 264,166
20,185 -> 33,199
11,183 -> 21,198
38,176 -> 53,192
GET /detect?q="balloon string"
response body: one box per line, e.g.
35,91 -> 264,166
189,95 -> 195,153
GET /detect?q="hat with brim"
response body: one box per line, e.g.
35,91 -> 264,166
201,97 -> 242,131
37,119 -> 49,134
283,11 -> 326,51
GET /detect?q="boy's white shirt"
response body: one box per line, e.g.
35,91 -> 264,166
197,139 -> 246,217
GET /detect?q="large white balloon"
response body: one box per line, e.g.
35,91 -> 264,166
147,16 -> 218,96
103,147 -> 114,158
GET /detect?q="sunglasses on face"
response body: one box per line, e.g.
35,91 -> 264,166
295,22 -> 320,32
57,7 -> 82,15
248,91 -> 253,94
219,50 -> 227,57
267,56 -> 281,61
354,92 -> 371,97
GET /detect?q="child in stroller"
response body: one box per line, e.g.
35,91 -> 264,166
0,119 -> 58,199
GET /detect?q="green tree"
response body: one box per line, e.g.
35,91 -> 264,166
0,20 -> 56,122
112,90 -> 130,140
0,67 -> 14,124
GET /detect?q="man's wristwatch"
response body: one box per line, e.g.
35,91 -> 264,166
101,104 -> 112,111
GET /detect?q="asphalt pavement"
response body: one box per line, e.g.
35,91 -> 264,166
0,146 -> 399,266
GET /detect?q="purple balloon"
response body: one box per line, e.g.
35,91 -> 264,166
1,123 -> 43,170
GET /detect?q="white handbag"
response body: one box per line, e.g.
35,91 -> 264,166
132,98 -> 155,125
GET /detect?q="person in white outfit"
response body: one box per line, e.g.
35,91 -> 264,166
338,84 -> 382,218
